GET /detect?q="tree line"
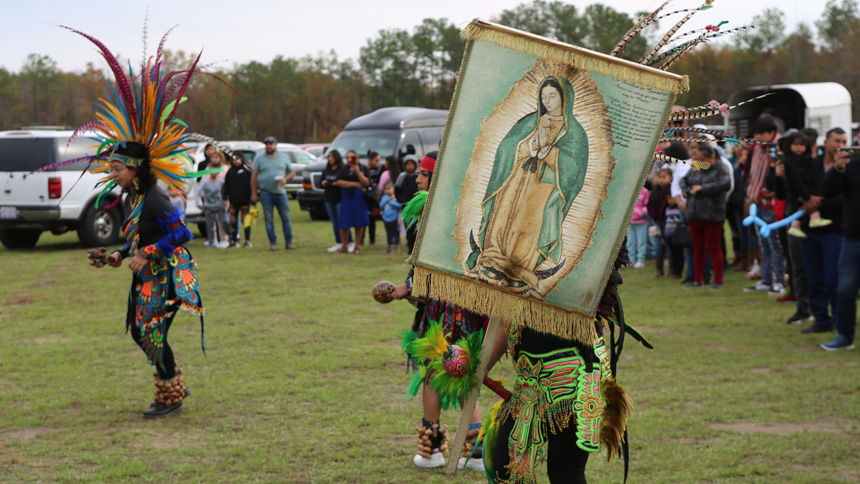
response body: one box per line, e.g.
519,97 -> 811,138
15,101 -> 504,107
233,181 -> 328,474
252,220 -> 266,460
1,0 -> 858,143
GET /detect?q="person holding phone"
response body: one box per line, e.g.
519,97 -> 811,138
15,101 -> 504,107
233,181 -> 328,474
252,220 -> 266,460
335,150 -> 370,254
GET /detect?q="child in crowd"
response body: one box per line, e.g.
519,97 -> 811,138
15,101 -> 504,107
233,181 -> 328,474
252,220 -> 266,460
196,168 -> 230,249
627,187 -> 650,268
168,187 -> 186,221
379,181 -> 402,254
782,131 -> 831,238
647,166 -> 673,276
223,152 -> 253,248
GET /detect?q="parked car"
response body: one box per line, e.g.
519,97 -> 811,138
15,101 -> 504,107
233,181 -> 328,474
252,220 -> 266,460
297,143 -> 330,159
0,127 -> 124,249
185,140 -> 263,237
251,143 -> 315,198
297,107 -> 447,220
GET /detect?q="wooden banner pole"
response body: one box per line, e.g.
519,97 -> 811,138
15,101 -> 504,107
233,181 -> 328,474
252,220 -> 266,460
444,315 -> 503,475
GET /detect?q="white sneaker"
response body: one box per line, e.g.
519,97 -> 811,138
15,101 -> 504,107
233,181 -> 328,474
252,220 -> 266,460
348,242 -> 356,252
327,243 -> 341,253
413,452 -> 445,468
204,241 -> 213,248
744,281 -> 772,292
633,261 -> 645,269
458,457 -> 485,472
243,241 -> 253,248
767,283 -> 786,295
216,240 -> 230,249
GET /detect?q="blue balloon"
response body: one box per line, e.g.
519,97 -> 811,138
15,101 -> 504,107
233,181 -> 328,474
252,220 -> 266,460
742,203 -> 804,238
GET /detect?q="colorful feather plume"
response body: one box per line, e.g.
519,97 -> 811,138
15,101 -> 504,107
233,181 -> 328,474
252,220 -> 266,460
402,190 -> 429,229
426,329 -> 484,410
36,25 -> 233,204
480,399 -> 505,482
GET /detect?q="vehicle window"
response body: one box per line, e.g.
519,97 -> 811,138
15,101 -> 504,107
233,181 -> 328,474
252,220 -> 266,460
400,130 -> 424,159
55,137 -> 100,171
289,150 -> 316,164
328,129 -> 400,158
420,128 -> 444,154
0,138 -> 57,171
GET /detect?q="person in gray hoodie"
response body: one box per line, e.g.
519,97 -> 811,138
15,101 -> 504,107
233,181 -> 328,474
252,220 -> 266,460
680,143 -> 732,289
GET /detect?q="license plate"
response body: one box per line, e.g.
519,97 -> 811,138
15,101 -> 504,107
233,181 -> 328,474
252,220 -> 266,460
0,207 -> 17,220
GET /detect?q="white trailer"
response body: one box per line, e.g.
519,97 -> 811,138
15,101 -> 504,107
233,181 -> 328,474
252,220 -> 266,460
727,82 -> 852,145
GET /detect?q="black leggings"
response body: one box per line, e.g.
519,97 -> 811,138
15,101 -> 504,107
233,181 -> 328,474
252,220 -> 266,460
130,311 -> 177,380
491,413 -> 589,484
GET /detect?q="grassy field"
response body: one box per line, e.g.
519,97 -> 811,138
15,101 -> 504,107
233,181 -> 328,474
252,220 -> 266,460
1,199 -> 858,483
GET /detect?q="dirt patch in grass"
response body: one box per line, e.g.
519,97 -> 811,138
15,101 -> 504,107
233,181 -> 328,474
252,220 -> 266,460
750,366 -> 778,374
3,292 -> 36,307
785,361 -> 858,371
0,427 -> 63,443
33,335 -> 73,345
708,420 -> 845,435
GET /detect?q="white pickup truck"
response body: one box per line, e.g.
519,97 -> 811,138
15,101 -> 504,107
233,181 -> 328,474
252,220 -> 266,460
0,128 -> 123,249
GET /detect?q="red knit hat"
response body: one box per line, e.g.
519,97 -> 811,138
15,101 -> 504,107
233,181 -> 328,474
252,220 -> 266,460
419,155 -> 437,174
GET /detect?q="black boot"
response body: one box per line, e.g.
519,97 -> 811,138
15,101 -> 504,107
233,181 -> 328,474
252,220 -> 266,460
143,400 -> 183,418
143,368 -> 186,418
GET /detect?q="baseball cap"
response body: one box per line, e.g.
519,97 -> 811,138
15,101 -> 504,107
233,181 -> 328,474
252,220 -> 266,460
263,136 -> 277,144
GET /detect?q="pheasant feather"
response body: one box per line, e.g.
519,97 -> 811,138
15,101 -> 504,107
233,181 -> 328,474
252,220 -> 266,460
610,0 -> 671,58
639,2 -> 711,65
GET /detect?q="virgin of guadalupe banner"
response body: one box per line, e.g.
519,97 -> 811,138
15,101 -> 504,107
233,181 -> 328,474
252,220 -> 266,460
411,20 -> 688,343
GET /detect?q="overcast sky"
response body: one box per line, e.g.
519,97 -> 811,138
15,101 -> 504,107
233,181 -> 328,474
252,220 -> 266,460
3,0 -> 831,73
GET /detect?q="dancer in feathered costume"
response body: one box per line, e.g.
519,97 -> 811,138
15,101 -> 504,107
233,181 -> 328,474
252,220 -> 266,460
394,152 -> 488,471
38,24 -> 232,418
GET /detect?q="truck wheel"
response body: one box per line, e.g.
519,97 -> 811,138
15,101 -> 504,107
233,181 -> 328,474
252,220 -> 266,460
78,203 -> 121,247
0,228 -> 42,249
309,210 -> 329,221
196,223 -> 208,238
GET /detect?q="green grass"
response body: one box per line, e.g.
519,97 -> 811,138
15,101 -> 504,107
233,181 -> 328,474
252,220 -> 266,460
1,200 -> 858,483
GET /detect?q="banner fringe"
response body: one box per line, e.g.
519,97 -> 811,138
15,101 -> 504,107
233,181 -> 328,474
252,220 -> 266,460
413,265 -> 599,344
461,21 -> 689,94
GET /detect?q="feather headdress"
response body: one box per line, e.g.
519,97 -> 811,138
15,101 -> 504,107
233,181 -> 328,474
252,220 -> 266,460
34,25 -> 231,204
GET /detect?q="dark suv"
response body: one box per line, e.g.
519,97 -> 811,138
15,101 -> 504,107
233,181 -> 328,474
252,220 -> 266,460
297,107 -> 447,220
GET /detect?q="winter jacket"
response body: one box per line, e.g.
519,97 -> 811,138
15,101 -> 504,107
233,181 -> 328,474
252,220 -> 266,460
630,188 -> 650,224
679,164 -> 731,224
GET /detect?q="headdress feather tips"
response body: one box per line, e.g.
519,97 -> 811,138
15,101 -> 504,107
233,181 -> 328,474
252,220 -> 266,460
33,23 -> 234,204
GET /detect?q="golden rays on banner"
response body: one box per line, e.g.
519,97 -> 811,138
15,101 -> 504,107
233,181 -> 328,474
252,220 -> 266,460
454,59 -> 615,301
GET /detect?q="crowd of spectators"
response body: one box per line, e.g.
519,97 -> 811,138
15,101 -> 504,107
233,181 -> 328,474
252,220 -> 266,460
630,114 -> 859,351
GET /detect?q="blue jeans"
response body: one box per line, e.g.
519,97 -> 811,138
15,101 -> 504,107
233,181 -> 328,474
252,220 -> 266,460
627,223 -> 648,263
260,191 -> 292,245
836,238 -> 860,343
755,208 -> 784,285
325,201 -> 342,244
801,231 -> 842,326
